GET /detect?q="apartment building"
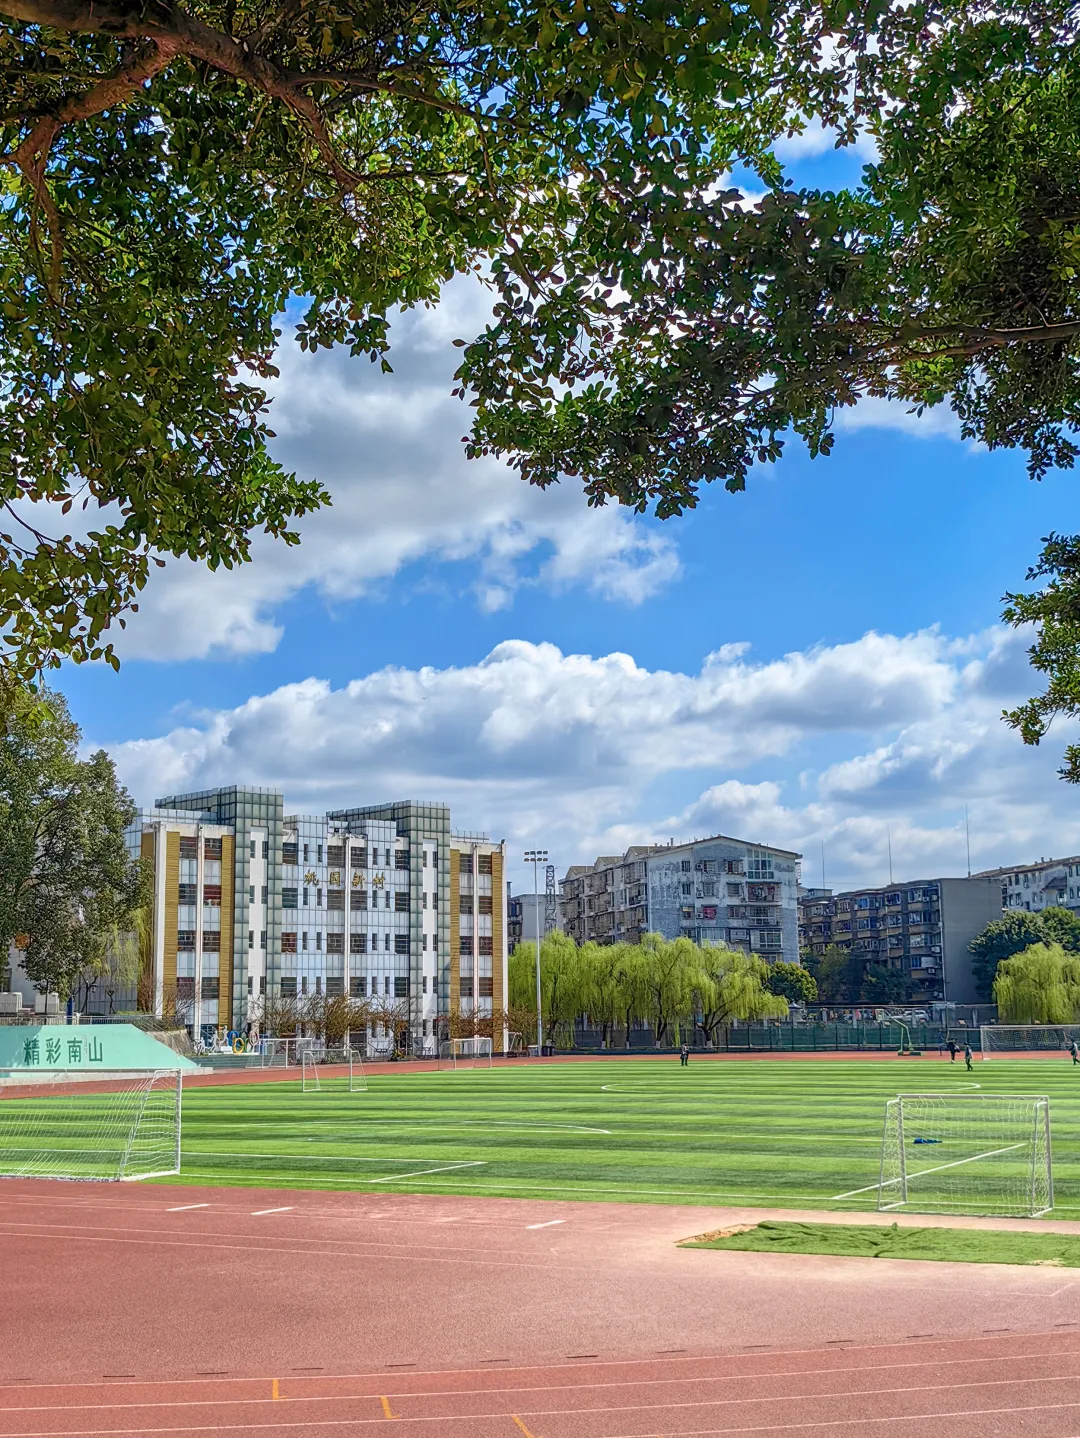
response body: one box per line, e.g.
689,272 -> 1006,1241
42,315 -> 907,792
560,835 -> 802,959
973,856 -> 1080,916
797,875 -> 1003,1005
132,788 -> 506,1048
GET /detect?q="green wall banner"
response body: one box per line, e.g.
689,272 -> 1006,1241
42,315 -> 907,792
0,1024 -> 199,1072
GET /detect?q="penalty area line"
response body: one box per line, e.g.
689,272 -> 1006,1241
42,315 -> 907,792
832,1142 -> 1027,1200
369,1161 -> 487,1183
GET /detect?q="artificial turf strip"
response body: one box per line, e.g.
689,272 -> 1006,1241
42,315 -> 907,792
151,1056 -> 1080,1212
681,1219 -> 1080,1266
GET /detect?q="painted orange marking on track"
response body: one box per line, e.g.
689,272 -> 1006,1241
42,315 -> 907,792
271,1378 -> 282,1401
380,1395 -> 400,1419
512,1416 -> 540,1438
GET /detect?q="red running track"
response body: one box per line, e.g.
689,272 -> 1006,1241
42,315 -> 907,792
3,1181 -> 1080,1435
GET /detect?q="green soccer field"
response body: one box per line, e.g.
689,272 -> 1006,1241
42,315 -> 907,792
170,1057 -> 1080,1213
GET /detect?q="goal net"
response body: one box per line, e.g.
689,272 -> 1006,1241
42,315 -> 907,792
878,1093 -> 1052,1217
440,1037 -> 493,1070
301,1051 -> 321,1092
980,1025 -> 1080,1058
0,1068 -> 182,1182
344,1047 -> 367,1093
505,1032 -> 523,1056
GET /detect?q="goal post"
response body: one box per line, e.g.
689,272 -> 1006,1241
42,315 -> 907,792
344,1046 -> 368,1093
878,1093 -> 1052,1217
440,1037 -> 493,1070
980,1024 -> 1080,1059
0,1068 -> 182,1182
301,1050 -> 320,1092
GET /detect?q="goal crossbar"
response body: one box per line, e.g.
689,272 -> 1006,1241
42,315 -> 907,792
878,1092 -> 1052,1217
0,1068 -> 182,1182
440,1037 -> 493,1070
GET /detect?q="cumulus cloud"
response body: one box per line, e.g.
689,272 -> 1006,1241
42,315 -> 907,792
109,279 -> 680,661
101,625 -> 1080,891
834,395 -> 965,442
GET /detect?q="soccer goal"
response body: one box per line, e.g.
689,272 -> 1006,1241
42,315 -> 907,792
980,1025 -> 1080,1059
441,1037 -> 493,1070
0,1068 -> 182,1182
344,1047 -> 368,1093
505,1032 -> 524,1057
878,1093 -> 1052,1217
301,1050 -> 321,1092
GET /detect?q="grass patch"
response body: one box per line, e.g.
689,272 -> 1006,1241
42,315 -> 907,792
681,1219 -> 1080,1266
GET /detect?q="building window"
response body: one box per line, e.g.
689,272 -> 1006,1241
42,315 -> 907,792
259,930 -> 266,949
326,976 -> 344,997
459,937 -> 474,956
459,978 -> 474,998
282,887 -> 298,909
302,887 -> 309,905
247,977 -> 253,994
178,882 -> 197,904
327,845 -> 344,867
351,890 -> 367,911
248,930 -> 254,951
204,884 -> 221,905
261,885 -> 268,903
423,851 -> 428,868
477,853 -> 493,875
315,976 -> 322,995
423,934 -> 428,951
724,860 -> 744,875
350,932 -> 366,954
301,976 -> 308,995
384,933 -> 391,952
394,890 -> 409,912
395,850 -> 409,870
281,978 -> 297,997
326,932 -> 344,954
351,976 -> 367,997
351,847 -> 367,869
681,860 -> 692,872
249,885 -> 255,903
283,842 -> 299,865
179,836 -> 198,860
317,888 -> 323,907
479,976 -> 494,998
201,931 -> 220,952
327,890 -> 345,911
394,975 -> 408,998
478,936 -> 493,956
479,894 -> 493,915
250,840 -> 256,858
259,976 -> 266,996
281,931 -> 298,953
204,837 -> 222,860
303,843 -> 309,863
177,930 -> 195,951
317,843 -> 323,863
200,977 -> 219,998
395,934 -> 409,954
301,931 -> 308,951
384,891 -> 391,910
681,883 -> 692,896
315,931 -> 322,951
459,894 -> 474,914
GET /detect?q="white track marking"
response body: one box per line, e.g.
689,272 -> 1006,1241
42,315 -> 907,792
525,1219 -> 566,1229
369,1161 -> 487,1183
250,1207 -> 294,1215
832,1142 -> 1026,1201
166,1203 -> 211,1212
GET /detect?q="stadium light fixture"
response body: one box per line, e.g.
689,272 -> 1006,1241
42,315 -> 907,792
524,849 -> 548,1055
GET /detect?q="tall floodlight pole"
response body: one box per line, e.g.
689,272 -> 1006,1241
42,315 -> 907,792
524,849 -> 548,1054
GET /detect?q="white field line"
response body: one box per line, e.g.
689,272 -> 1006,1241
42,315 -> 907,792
166,1203 -> 210,1212
460,1122 -> 611,1134
832,1142 -> 1027,1201
368,1161 -> 487,1183
250,1207 -> 294,1215
526,1219 -> 566,1229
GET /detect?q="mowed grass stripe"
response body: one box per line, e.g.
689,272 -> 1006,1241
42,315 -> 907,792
160,1058 -> 1080,1210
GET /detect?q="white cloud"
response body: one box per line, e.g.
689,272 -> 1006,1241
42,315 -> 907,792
102,625 -> 1080,892
110,279 -> 680,661
834,395 -> 964,442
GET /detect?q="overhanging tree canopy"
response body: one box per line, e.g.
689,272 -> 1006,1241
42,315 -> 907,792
4,0 -> 1080,683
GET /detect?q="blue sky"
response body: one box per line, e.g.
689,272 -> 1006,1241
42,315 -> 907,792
60,140 -> 1080,894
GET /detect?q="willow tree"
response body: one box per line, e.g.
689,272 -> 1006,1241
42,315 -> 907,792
694,947 -> 788,1047
994,943 -> 1080,1025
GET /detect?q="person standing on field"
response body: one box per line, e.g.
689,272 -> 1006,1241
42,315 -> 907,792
1070,1039 -> 1078,1065
947,1039 -> 957,1062
680,1043 -> 689,1067
964,1043 -> 973,1071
